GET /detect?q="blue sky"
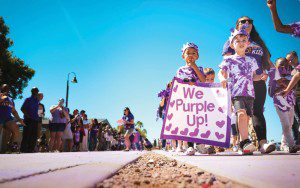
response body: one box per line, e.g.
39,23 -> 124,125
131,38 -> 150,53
1,0 -> 299,142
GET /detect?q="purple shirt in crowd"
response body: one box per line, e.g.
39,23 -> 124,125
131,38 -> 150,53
219,54 -> 259,98
50,105 -> 67,123
269,68 -> 296,112
289,22 -> 300,38
0,96 -> 14,121
222,40 -> 264,75
176,65 -> 204,85
123,113 -> 134,130
21,96 -> 39,121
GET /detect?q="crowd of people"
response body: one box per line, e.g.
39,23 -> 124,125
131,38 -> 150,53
0,85 -> 152,153
157,0 -> 300,155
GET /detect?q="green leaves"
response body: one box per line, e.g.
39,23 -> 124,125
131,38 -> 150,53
0,17 -> 35,99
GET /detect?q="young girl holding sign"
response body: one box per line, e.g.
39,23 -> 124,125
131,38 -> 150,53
175,42 -> 205,155
219,29 -> 259,155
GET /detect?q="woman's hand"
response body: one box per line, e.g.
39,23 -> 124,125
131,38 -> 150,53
19,119 -> 25,126
261,73 -> 268,81
267,0 -> 276,10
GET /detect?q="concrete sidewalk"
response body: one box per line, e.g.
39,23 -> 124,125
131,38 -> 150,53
155,150 -> 300,188
0,151 -> 144,188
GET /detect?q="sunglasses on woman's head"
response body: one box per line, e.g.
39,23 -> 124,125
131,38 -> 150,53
239,19 -> 253,24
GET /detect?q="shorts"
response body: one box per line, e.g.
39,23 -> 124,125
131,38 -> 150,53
231,124 -> 238,136
0,117 -> 14,128
232,96 -> 254,117
49,123 -> 66,132
124,128 -> 134,136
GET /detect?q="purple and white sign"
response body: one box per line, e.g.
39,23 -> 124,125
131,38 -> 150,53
160,78 -> 231,148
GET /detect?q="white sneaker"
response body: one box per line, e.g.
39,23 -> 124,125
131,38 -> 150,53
242,142 -> 256,155
260,142 -> 276,154
185,147 -> 195,156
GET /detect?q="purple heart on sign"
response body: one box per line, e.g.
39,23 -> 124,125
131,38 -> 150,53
180,128 -> 188,136
167,113 -> 173,121
171,127 -> 178,135
173,85 -> 178,92
200,130 -> 211,138
165,123 -> 172,131
169,100 -> 175,108
216,120 -> 225,128
215,132 -> 224,140
189,128 -> 199,137
218,107 -> 224,113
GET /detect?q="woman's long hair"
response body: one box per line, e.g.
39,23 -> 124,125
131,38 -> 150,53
236,16 -> 271,70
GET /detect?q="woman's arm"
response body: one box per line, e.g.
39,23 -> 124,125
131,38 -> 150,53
267,0 -> 294,34
282,72 -> 300,97
50,105 -> 60,114
11,106 -> 25,126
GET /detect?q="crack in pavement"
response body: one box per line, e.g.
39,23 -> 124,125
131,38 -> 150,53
0,163 -> 87,184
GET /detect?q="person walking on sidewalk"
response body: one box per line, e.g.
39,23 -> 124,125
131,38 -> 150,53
222,16 -> 276,154
0,84 -> 24,152
20,87 -> 40,153
37,93 -> 45,139
49,98 -> 68,152
123,107 -> 135,151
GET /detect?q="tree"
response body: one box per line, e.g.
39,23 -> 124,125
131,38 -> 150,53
135,121 -> 143,129
0,17 -> 35,99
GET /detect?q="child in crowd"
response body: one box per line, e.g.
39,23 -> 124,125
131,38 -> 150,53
219,28 -> 259,155
157,82 -> 177,151
73,125 -> 82,151
195,68 -> 217,154
269,58 -> 300,153
175,42 -> 206,155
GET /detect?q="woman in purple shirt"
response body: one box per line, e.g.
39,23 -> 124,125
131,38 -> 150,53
122,107 -> 135,151
222,16 -> 276,154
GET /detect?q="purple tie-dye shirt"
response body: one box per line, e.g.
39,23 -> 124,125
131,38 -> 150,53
269,68 -> 295,112
222,40 -> 264,75
219,55 -> 259,98
176,65 -> 204,85
289,22 -> 300,38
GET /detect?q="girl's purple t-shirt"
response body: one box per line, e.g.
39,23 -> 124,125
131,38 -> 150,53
289,22 -> 300,38
222,40 -> 264,75
269,68 -> 295,112
219,55 -> 259,98
50,105 -> 67,123
176,65 -> 204,85
0,97 -> 14,121
123,113 -> 134,130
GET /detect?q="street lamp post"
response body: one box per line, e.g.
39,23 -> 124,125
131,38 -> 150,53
66,72 -> 78,108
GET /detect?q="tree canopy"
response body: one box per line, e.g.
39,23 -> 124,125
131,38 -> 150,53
0,16 -> 35,99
